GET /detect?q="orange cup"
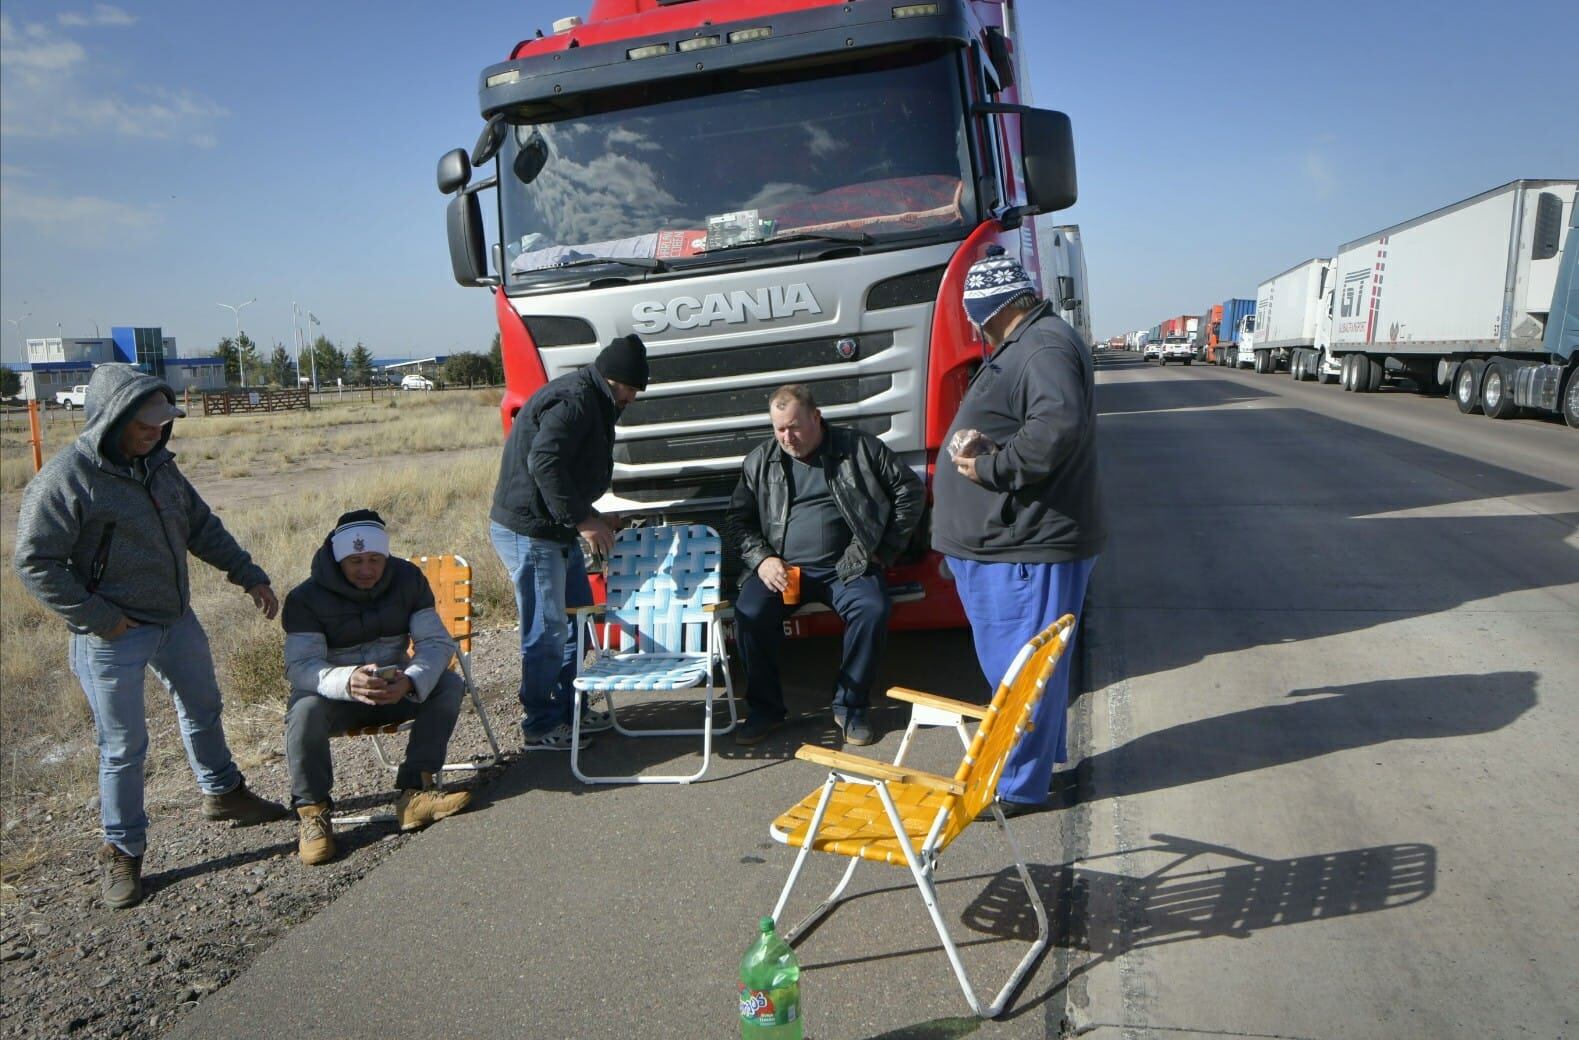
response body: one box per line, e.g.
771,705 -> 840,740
782,565 -> 802,606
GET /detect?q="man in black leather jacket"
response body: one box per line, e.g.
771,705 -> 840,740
725,384 -> 923,746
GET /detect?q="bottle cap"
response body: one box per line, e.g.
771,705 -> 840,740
759,916 -> 775,933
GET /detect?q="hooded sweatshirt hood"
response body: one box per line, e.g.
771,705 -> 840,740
78,363 -> 179,467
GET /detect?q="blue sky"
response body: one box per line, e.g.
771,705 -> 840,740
2,0 -> 1576,361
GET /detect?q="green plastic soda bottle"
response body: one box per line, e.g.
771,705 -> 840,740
738,916 -> 803,1038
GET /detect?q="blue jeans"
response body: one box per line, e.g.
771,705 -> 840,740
69,609 -> 243,857
948,555 -> 1098,806
489,521 -> 592,736
733,567 -> 891,724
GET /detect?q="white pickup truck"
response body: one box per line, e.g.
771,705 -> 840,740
55,385 -> 89,409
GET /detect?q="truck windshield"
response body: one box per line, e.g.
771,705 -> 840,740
498,46 -> 974,284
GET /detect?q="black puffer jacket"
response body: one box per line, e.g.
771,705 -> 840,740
489,365 -> 618,541
281,542 -> 455,702
726,422 -> 924,584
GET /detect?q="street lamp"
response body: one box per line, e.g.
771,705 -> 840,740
216,298 -> 256,340
5,313 -> 31,357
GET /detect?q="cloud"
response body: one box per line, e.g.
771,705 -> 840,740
1303,147 -> 1337,199
0,180 -> 162,230
58,5 -> 137,29
0,11 -> 224,147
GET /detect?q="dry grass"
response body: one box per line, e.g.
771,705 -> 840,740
0,394 -> 512,824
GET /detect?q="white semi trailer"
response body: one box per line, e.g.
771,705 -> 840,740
1247,258 -> 1331,373
1307,179 -> 1578,424
1036,222 -> 1093,347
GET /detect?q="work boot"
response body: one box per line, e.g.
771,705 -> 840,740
97,843 -> 143,910
296,803 -> 335,866
203,780 -> 291,825
394,773 -> 472,832
839,716 -> 878,747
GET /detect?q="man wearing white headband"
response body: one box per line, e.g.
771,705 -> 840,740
281,509 -> 471,864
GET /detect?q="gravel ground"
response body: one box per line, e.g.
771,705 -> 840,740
0,628 -> 523,1039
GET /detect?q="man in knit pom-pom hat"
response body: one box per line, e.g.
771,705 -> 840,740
932,244 -> 1106,815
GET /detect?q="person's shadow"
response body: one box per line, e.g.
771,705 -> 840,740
1053,671 -> 1537,807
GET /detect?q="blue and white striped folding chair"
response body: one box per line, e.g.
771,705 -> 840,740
570,524 -> 738,784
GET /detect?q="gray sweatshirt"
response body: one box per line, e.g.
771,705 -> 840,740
13,364 -> 269,636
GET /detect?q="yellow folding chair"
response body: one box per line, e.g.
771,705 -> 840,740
333,554 -> 502,824
767,615 -> 1076,1018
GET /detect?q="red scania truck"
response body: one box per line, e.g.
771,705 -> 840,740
437,0 -> 1077,631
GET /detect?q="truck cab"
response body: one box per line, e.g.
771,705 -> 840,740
440,0 -> 1078,630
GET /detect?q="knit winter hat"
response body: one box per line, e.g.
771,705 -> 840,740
329,509 -> 390,562
962,244 -> 1037,329
594,334 -> 650,390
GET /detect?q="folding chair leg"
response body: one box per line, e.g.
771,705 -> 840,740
433,653 -> 501,773
370,732 -> 399,772
571,685 -> 716,785
331,806 -> 396,826
771,776 -> 865,944
874,785 -> 1049,1019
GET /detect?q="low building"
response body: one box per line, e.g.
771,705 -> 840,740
16,328 -> 227,401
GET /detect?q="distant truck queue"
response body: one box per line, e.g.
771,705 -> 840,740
1121,179 -> 1579,428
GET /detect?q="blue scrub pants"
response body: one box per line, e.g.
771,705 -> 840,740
947,555 -> 1098,806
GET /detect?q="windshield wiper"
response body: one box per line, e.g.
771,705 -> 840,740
700,229 -> 872,254
544,255 -> 666,272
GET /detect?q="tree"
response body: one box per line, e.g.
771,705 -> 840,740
236,332 -> 264,386
309,335 -> 346,385
488,332 -> 504,385
443,351 -> 492,388
0,366 -> 20,399
213,337 -> 240,385
267,344 -> 297,387
346,342 -> 375,386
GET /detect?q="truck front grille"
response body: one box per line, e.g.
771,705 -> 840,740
645,331 -> 893,383
614,415 -> 892,466
622,374 -> 892,427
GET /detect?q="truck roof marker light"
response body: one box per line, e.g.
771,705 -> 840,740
678,35 -> 721,52
893,3 -> 940,16
628,42 -> 672,59
727,27 -> 772,44
552,16 -> 582,34
486,69 -> 521,88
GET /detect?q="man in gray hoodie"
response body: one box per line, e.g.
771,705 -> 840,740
13,364 -> 289,910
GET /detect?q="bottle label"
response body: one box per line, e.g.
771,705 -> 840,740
738,984 -> 799,1027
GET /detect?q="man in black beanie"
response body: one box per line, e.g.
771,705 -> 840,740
488,333 -> 649,751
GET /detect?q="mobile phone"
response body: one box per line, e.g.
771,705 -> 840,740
375,665 -> 402,681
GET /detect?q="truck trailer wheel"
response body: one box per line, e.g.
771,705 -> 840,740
1358,356 -> 1383,393
1455,360 -> 1485,415
1563,370 -> 1579,429
1481,361 -> 1521,420
1340,354 -> 1354,391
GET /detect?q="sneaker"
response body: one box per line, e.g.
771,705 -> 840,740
521,723 -> 592,752
578,707 -> 616,734
734,714 -> 785,746
296,803 -> 336,866
839,716 -> 878,747
395,776 -> 472,832
203,781 -> 291,825
975,799 -> 1047,823
97,843 -> 143,909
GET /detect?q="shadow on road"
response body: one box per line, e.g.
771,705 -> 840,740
965,832 -> 1436,956
1089,377 -> 1579,687
1054,671 -> 1538,806
1095,376 -> 1276,415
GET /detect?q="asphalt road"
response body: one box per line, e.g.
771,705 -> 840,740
170,353 -> 1577,1040
1064,354 -> 1578,1039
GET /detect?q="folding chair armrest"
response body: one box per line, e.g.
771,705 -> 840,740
794,745 -> 964,795
703,601 -> 733,615
570,604 -> 606,617
886,686 -> 989,720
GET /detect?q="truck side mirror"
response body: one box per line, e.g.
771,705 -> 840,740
1020,108 -> 1077,213
447,192 -> 489,286
437,149 -> 471,195
1057,275 -> 1077,309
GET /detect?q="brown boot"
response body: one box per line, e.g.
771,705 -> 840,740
296,803 -> 335,865
97,843 -> 143,909
204,780 -> 291,825
394,773 -> 471,832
